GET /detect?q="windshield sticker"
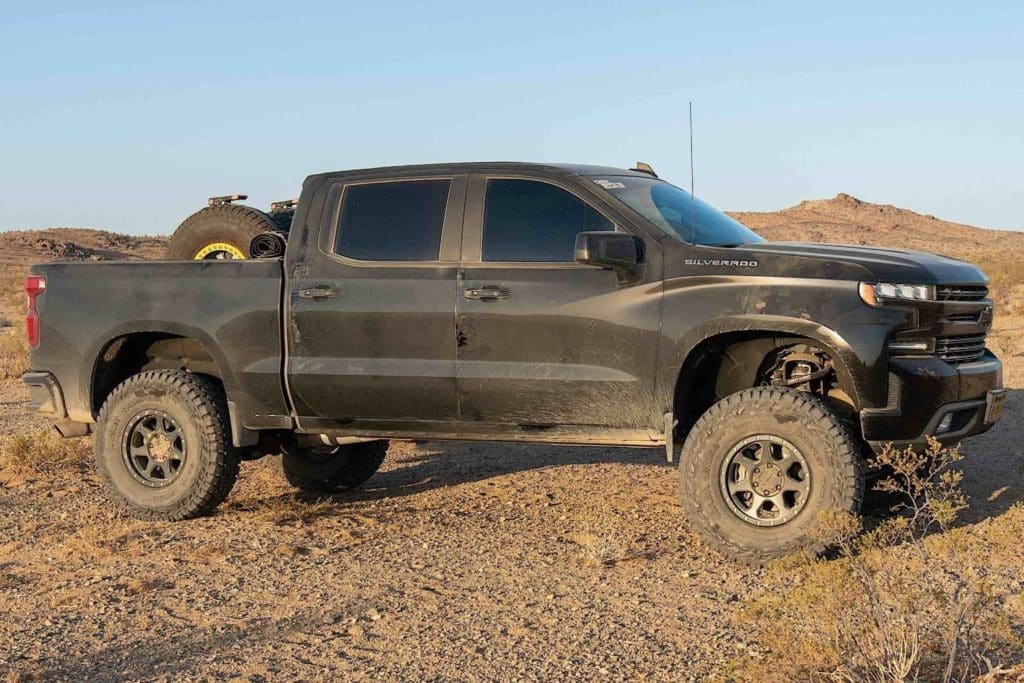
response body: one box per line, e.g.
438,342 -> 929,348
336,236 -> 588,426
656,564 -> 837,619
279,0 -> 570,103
594,179 -> 626,190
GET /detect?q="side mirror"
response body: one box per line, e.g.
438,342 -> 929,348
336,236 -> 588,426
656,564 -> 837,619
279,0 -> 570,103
574,231 -> 643,271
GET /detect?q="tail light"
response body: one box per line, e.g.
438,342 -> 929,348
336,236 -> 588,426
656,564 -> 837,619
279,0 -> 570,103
25,275 -> 46,348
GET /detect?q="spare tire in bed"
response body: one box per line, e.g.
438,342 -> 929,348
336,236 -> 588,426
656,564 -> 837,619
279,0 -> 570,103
166,204 -> 278,260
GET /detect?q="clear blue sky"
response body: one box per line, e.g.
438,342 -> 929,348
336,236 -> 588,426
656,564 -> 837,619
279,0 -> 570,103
1,1 -> 1021,234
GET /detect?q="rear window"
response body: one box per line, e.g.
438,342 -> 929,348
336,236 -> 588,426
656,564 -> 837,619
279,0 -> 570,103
482,179 -> 613,262
334,179 -> 451,261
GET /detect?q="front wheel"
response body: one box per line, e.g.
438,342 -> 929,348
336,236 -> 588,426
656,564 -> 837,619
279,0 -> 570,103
679,387 -> 865,565
281,440 -> 389,493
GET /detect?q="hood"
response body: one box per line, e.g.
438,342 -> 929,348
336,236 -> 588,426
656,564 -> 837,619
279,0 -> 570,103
740,242 -> 988,284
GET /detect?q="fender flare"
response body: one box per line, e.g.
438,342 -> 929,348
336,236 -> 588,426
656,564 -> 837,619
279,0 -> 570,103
661,314 -> 876,413
82,320 -> 235,419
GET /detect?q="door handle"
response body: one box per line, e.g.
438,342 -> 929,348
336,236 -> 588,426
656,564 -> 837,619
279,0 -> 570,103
298,286 -> 342,300
464,285 -> 511,301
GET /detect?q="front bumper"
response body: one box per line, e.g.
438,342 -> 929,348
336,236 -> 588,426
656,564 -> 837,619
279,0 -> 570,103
860,352 -> 1003,449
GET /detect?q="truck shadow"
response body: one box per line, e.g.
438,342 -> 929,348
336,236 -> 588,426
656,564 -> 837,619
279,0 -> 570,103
952,388 -> 1024,525
282,391 -> 1024,528
358,441 -> 670,502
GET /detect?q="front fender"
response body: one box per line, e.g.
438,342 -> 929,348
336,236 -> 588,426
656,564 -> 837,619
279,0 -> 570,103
655,276 -> 907,417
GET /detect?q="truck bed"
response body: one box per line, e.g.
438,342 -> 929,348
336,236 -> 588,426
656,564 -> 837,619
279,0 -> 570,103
30,259 -> 288,427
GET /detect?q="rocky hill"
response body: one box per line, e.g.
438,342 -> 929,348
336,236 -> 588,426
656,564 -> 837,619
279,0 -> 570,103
0,229 -> 167,269
727,193 -> 1024,261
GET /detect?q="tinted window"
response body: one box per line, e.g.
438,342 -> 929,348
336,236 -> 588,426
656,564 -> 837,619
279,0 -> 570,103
482,179 -> 613,262
334,179 -> 451,261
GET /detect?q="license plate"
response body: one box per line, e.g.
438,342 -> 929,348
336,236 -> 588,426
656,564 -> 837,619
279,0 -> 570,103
985,389 -> 1007,424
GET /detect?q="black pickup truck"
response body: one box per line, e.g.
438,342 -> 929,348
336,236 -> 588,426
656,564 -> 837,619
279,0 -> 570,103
23,162 -> 1006,563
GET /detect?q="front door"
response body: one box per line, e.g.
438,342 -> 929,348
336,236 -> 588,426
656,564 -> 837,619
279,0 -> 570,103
456,175 -> 661,429
288,175 -> 466,429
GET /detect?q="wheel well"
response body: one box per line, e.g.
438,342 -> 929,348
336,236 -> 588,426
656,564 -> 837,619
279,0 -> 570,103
91,334 -> 222,415
673,332 -> 857,438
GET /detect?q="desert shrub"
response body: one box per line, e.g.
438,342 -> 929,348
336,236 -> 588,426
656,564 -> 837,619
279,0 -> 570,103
569,501 -> 626,566
989,330 -> 1024,359
0,329 -> 28,379
735,439 -> 1024,682
233,493 -> 335,526
0,430 -> 91,476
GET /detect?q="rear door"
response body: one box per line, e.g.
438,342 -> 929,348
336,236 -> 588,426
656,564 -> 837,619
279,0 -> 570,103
287,174 -> 466,429
455,174 -> 662,429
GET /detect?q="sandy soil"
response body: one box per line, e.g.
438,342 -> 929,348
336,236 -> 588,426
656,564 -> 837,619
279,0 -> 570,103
1,345 -> 1021,681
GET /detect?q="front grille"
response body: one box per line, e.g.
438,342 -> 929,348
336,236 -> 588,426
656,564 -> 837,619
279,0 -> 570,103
936,284 -> 989,301
944,312 -> 981,323
935,334 -> 987,364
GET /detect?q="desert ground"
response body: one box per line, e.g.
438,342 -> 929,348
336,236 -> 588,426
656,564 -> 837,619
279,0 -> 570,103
1,196 -> 1022,681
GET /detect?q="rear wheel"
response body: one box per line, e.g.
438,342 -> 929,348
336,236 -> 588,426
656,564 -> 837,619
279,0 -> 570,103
282,441 -> 389,493
166,204 -> 277,260
94,370 -> 241,520
679,387 -> 865,564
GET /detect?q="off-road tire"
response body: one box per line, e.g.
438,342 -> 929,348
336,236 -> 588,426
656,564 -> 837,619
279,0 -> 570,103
94,370 -> 241,520
166,204 -> 277,260
679,387 -> 865,565
282,441 -> 389,493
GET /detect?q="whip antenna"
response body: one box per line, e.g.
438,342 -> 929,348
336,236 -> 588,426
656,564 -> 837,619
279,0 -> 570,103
689,101 -> 696,241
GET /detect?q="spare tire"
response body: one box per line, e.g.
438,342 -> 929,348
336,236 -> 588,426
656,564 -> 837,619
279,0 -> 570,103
167,204 -> 278,260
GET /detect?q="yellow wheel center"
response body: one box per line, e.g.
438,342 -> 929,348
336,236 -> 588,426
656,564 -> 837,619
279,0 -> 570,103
194,242 -> 246,260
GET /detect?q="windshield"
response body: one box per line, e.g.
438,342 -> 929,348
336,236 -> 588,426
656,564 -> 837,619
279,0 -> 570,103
591,176 -> 764,246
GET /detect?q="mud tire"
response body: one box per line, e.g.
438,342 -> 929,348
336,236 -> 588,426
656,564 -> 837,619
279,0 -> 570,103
94,370 -> 241,521
679,387 -> 865,565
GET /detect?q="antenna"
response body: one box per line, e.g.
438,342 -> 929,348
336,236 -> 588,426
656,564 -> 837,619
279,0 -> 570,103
689,101 -> 696,241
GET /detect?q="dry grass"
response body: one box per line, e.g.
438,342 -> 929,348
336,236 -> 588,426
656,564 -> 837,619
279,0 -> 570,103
0,270 -> 25,311
735,440 -> 1024,682
975,257 -> 1024,318
0,328 -> 29,379
989,328 -> 1024,360
569,501 -> 627,566
0,430 -> 91,476
233,492 -> 336,526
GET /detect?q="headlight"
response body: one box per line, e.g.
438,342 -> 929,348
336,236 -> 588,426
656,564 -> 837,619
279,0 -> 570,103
859,282 -> 935,306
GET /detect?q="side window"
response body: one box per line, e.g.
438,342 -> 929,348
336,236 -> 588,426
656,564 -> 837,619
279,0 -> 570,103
334,179 -> 451,261
482,179 -> 613,262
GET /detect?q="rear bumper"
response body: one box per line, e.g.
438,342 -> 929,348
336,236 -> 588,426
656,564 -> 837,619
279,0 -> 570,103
860,352 -> 1003,450
23,372 -> 90,438
23,371 -> 67,418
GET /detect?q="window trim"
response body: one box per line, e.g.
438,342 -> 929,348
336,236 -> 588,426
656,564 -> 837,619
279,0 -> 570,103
319,175 -> 467,267
461,174 -> 624,268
